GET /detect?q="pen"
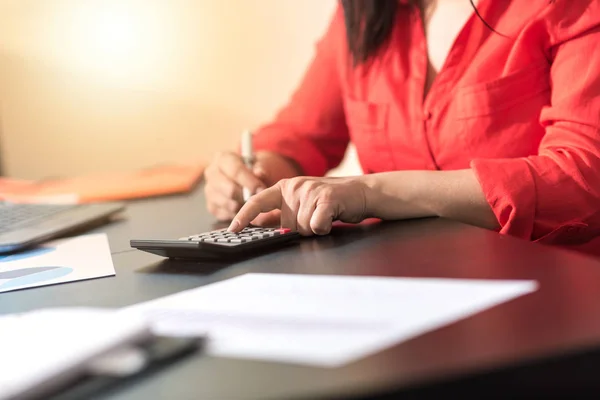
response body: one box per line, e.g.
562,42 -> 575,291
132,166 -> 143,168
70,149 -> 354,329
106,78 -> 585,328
241,129 -> 254,202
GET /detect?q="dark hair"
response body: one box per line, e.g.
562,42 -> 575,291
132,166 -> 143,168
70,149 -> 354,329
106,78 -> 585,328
341,0 -> 400,66
341,0 -> 555,66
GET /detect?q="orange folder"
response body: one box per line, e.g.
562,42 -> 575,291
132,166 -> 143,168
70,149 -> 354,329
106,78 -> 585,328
0,163 -> 205,204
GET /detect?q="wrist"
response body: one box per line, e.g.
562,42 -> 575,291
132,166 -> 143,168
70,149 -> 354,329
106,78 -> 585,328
255,151 -> 303,183
359,173 -> 381,219
358,171 -> 438,220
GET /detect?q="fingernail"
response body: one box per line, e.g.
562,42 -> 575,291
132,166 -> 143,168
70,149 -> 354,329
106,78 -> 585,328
228,220 -> 240,232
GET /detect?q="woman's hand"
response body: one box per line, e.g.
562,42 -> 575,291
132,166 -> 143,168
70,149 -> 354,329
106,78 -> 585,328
227,169 -> 500,235
204,151 -> 301,222
228,176 -> 369,235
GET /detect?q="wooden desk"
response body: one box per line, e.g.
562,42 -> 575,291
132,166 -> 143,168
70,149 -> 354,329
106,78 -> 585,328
3,187 -> 600,399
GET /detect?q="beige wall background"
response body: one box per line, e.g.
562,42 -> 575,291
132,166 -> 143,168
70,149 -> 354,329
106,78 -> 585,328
0,0 -> 360,179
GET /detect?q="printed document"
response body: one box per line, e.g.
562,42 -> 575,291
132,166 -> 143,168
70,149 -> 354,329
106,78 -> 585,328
0,233 -> 115,293
124,273 -> 537,367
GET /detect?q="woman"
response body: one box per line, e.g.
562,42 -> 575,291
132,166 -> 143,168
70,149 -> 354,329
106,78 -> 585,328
204,0 -> 600,245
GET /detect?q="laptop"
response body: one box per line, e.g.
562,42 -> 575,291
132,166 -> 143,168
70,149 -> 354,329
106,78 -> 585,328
0,201 -> 125,254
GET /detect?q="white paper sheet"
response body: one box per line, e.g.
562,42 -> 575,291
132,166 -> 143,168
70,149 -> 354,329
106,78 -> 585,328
0,233 -> 115,293
123,273 -> 537,367
0,308 -> 149,400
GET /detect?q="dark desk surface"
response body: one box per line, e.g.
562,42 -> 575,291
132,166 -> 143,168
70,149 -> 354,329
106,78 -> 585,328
4,187 -> 600,399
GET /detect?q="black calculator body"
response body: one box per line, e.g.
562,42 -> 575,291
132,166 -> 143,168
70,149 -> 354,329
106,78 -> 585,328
130,227 -> 300,261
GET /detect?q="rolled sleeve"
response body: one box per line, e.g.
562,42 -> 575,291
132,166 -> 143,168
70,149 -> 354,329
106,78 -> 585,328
471,2 -> 600,245
470,157 -> 536,239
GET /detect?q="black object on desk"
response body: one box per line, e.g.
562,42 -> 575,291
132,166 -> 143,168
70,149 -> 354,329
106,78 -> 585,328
130,226 -> 300,260
50,336 -> 202,400
5,186 -> 600,399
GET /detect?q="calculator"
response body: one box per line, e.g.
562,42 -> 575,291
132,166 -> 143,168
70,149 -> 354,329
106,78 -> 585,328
130,227 -> 300,260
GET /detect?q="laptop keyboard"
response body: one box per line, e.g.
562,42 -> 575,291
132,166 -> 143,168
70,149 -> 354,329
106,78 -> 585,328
0,203 -> 78,233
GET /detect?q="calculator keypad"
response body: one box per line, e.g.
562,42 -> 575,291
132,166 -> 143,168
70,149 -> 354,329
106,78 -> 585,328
181,227 -> 293,245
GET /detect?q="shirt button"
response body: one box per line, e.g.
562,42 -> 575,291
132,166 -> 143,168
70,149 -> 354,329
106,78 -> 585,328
423,110 -> 432,121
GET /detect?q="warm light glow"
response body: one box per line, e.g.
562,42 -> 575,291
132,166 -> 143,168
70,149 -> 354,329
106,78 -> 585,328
64,1 -> 170,86
86,10 -> 138,58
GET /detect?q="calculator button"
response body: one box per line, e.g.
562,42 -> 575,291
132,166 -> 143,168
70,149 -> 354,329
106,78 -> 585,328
275,228 -> 291,234
217,238 -> 230,243
203,238 -> 218,243
230,238 -> 247,243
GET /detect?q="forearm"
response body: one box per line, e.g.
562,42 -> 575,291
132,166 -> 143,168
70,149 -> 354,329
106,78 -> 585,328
254,151 -> 304,184
362,169 -> 500,230
256,151 -> 303,172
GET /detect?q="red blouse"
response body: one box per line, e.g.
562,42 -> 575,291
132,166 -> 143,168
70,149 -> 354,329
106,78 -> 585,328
252,0 -> 600,245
